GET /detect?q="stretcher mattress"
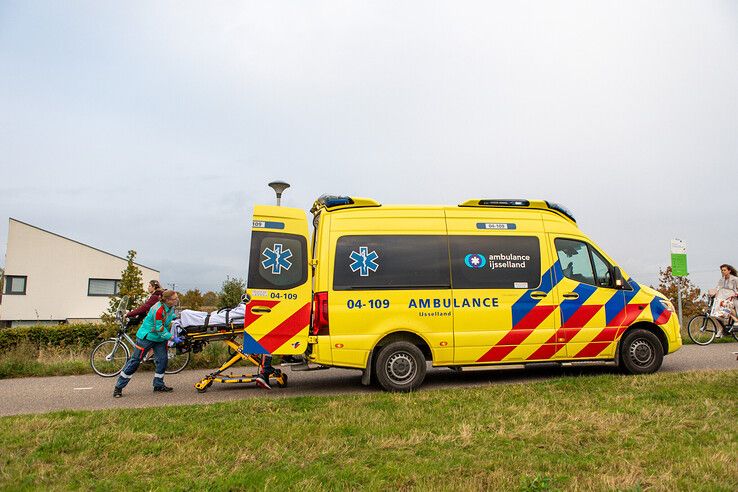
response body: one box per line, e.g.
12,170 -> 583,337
173,304 -> 246,334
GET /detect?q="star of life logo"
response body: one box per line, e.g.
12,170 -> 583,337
261,243 -> 293,275
464,253 -> 486,269
349,247 -> 379,277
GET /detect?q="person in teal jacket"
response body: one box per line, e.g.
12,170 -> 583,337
113,290 -> 179,397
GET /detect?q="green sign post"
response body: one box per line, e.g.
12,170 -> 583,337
670,239 -> 687,327
670,239 -> 688,277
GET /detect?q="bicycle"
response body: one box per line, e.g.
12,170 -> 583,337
686,295 -> 738,345
90,296 -> 191,377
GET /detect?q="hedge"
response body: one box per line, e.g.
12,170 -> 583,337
0,324 -> 113,351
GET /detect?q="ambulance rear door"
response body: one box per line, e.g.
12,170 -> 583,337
244,205 -> 312,355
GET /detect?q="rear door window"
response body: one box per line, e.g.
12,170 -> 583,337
248,232 -> 307,290
449,236 -> 541,289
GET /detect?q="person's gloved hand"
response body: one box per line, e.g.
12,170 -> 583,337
172,335 -> 184,344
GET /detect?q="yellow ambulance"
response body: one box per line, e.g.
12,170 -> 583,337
243,196 -> 681,391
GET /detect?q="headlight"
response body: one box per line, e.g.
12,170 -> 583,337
659,299 -> 675,312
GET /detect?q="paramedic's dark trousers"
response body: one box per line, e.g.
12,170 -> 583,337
115,337 -> 168,389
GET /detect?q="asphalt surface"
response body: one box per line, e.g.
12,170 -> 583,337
1,344 -> 736,417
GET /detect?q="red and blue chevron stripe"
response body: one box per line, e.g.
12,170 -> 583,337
477,262 -> 562,362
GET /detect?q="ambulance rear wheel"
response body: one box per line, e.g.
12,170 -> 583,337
375,342 -> 426,392
619,329 -> 663,375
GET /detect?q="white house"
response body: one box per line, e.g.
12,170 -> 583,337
0,218 -> 159,327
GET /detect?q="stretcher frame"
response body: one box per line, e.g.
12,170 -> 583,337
178,323 -> 287,393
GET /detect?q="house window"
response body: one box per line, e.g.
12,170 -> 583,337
3,276 -> 27,295
88,278 -> 121,296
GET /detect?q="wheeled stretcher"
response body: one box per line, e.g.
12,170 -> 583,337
173,304 -> 287,392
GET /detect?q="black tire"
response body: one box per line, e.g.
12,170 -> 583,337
165,347 -> 191,374
90,338 -> 130,377
619,329 -> 664,374
374,341 -> 426,392
687,315 -> 718,346
727,321 -> 738,342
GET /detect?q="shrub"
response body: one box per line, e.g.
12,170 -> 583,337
0,323 -> 112,351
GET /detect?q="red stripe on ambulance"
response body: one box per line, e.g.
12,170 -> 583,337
574,304 -> 646,358
477,305 -> 556,362
257,302 -> 311,353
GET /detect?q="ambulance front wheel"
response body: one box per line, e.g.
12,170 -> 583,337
375,342 -> 426,392
619,329 -> 663,375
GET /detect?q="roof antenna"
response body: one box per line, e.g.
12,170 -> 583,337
268,181 -> 290,206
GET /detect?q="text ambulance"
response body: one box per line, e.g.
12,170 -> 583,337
243,196 -> 681,391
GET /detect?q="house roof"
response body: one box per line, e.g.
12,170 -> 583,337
8,218 -> 160,273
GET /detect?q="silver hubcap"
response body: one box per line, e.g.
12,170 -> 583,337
629,339 -> 654,367
386,352 -> 416,384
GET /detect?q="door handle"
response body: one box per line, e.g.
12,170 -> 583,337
530,291 -> 547,299
563,292 -> 579,299
251,306 -> 272,314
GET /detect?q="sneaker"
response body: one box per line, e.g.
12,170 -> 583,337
113,387 -> 122,398
716,332 -> 723,339
254,374 -> 272,390
153,385 -> 174,392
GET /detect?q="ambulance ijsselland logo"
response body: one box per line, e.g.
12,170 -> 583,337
464,253 -> 486,269
349,246 -> 380,277
262,243 -> 292,275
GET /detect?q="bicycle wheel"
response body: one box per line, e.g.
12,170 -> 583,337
687,315 -> 718,345
165,347 -> 191,374
90,338 -> 130,377
730,324 -> 738,343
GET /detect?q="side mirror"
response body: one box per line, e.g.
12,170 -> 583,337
612,267 -> 626,289
241,293 -> 251,304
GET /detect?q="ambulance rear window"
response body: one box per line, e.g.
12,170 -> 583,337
449,236 -> 541,289
248,232 -> 307,290
333,235 -> 450,290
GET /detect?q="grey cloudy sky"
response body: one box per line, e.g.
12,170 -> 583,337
1,1 -> 736,293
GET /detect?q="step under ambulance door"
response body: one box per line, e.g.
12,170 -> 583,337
244,205 -> 312,355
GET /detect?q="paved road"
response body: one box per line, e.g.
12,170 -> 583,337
1,344 -> 736,417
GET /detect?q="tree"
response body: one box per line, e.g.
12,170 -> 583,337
218,276 -> 246,309
202,291 -> 218,309
181,289 -> 204,310
101,250 -> 147,324
654,266 -> 709,322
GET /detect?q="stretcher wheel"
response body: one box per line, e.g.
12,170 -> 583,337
195,380 -> 212,393
275,373 -> 288,388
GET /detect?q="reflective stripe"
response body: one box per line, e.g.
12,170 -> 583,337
120,372 -> 133,379
154,373 -> 165,378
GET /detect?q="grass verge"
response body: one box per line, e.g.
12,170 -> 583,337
0,340 -> 252,379
1,370 -> 736,491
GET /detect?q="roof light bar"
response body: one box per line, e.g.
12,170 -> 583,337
313,195 -> 354,209
545,201 -> 576,223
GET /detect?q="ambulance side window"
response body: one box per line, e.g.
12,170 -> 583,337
248,232 -> 307,290
555,238 -> 613,287
333,235 -> 450,290
449,236 -> 541,289
591,249 -> 612,287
